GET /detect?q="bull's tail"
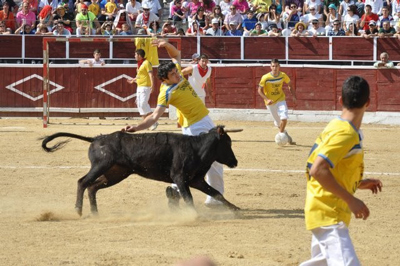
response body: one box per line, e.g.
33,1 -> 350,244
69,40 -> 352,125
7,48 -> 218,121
41,132 -> 95,152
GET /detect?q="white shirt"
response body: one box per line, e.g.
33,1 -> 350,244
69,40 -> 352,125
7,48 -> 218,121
126,1 -> 142,16
308,26 -> 325,36
135,12 -> 159,27
141,0 -> 162,16
340,0 -> 354,17
343,13 -> 359,28
365,0 -> 383,15
220,1 -> 232,16
301,13 -> 322,30
188,64 -> 212,97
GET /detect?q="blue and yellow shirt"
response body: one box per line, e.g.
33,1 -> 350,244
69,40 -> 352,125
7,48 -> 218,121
258,71 -> 290,104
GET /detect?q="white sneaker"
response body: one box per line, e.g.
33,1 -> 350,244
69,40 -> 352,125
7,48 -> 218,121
204,198 -> 224,208
149,122 -> 158,131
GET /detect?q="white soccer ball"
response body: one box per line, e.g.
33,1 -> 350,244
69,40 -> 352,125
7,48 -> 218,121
275,132 -> 288,147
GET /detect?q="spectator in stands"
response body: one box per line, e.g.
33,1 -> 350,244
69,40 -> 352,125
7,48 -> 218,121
220,0 -> 232,16
342,4 -> 359,32
79,49 -> 106,66
224,5 -> 242,30
35,23 -> 52,34
242,10 -> 257,36
135,4 -> 159,30
53,20 -> 71,35
362,20 -> 378,37
325,3 -> 340,32
206,17 -> 223,35
26,0 -> 39,15
162,20 -> 178,35
393,1 -> 400,17
38,5 -> 53,32
146,20 -> 162,35
118,23 -> 132,35
202,0 -> 216,14
187,0 -> 202,25
373,52 -> 394,68
172,0 -> 186,25
53,4 -> 74,33
250,22 -> 267,35
360,4 -> 379,32
268,24 -> 282,36
141,0 -> 162,18
323,0 -> 339,19
378,7 -> 393,29
16,1 -> 36,28
284,0 -> 304,14
76,4 -> 101,35
345,22 -> 360,35
114,10 -> 133,34
0,21 -> 12,34
0,2 -> 16,32
290,21 -> 309,36
224,20 -> 243,35
378,20 -> 395,37
282,3 -> 302,36
365,0 -> 383,16
355,0 -> 365,17
338,0 -> 354,21
101,0 -> 118,21
252,0 -> 271,15
76,0 -> 86,14
186,20 -> 204,35
308,18 -> 326,35
2,0 -> 18,15
38,0 -> 59,13
190,53 -> 200,64
193,7 -> 210,30
100,21 -> 115,35
327,19 -> 345,35
267,4 -> 282,30
302,6 -> 323,30
177,27 -> 185,35
257,13 -> 269,30
126,0 -> 141,23
15,22 -> 36,34
88,0 -> 101,18
210,5 -> 225,26
232,0 -> 250,17
304,0 -> 322,14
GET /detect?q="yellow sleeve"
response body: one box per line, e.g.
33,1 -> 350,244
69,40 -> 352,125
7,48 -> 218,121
283,73 -> 291,84
318,131 -> 357,168
258,75 -> 266,88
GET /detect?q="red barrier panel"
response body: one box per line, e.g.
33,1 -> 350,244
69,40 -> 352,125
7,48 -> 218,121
289,37 -> 329,60
244,37 -> 286,60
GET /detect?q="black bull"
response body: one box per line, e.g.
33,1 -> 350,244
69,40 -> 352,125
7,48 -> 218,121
41,126 -> 240,216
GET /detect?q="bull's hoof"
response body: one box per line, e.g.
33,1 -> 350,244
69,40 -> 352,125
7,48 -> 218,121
75,207 -> 82,217
166,186 -> 181,210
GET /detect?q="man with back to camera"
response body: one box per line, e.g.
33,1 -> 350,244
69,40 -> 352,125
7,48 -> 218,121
181,54 -> 214,105
127,49 -> 158,130
301,76 -> 383,266
257,59 -> 296,145
122,39 -> 226,208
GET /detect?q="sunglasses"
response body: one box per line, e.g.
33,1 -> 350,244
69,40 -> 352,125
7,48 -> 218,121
310,8 -> 315,10
230,8 -> 236,10
333,23 -> 339,25
290,6 -> 297,8
312,22 -> 318,24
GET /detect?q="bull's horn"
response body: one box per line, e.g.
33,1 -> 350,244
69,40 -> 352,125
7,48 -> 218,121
224,128 -> 243,133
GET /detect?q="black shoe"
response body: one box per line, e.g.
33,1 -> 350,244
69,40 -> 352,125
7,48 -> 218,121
166,186 -> 181,209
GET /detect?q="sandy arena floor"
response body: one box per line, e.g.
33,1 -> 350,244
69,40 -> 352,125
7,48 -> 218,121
0,118 -> 399,266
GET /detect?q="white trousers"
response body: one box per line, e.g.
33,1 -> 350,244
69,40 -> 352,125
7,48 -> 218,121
181,115 -> 224,203
300,222 -> 361,266
266,100 -> 289,127
136,86 -> 152,116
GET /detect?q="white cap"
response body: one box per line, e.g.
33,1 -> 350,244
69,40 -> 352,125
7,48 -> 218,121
211,18 -> 219,24
142,3 -> 151,9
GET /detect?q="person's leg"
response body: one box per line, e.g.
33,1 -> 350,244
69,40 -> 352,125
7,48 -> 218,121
299,233 -> 327,266
136,86 -> 158,130
276,100 -> 295,144
266,104 -> 281,127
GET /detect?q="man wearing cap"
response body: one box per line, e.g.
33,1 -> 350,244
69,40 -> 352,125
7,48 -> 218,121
76,4 -> 101,35
327,19 -> 345,36
135,3 -> 159,29
224,5 -> 242,31
225,21 -> 243,35
205,18 -> 223,36
360,4 -> 379,31
362,20 -> 378,38
141,0 -> 162,18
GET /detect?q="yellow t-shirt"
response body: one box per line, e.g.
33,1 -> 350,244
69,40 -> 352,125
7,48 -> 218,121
252,0 -> 271,13
305,118 -> 364,230
157,64 -> 209,128
136,60 -> 152,87
258,71 -> 290,104
105,2 -> 117,14
89,3 -> 100,16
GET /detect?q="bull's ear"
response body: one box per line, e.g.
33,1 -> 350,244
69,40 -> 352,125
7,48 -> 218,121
216,125 -> 225,136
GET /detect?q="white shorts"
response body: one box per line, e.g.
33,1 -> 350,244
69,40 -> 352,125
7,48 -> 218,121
300,222 -> 361,266
136,86 -> 152,116
266,100 -> 289,127
181,115 -> 224,202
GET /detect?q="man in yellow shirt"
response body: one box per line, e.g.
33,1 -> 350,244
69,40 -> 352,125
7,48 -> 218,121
123,39 -> 225,207
301,76 -> 383,266
257,58 -> 296,145
127,49 -> 157,130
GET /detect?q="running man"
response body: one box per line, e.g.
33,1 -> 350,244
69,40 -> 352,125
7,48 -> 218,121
123,39 -> 225,207
257,58 -> 296,144
182,54 -> 214,104
127,49 -> 158,131
301,76 -> 383,265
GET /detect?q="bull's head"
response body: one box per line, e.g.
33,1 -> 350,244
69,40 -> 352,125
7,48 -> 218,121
214,126 -> 238,168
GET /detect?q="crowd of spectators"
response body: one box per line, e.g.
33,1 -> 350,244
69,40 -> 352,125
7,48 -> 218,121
0,0 -> 400,37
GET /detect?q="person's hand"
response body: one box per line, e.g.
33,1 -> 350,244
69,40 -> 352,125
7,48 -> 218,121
122,125 -> 136,132
358,179 -> 383,194
266,99 -> 273,105
347,196 -> 370,220
127,78 -> 136,84
151,38 -> 169,47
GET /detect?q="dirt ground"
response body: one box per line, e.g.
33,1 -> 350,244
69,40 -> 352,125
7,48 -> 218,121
0,117 -> 399,266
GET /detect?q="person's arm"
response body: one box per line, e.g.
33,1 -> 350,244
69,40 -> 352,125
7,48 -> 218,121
257,85 -> 273,105
204,77 -> 214,104
358,179 -> 383,193
151,38 -> 181,64
122,105 -> 166,132
287,80 -> 296,103
386,61 -> 395,68
310,156 -> 370,220
181,65 -> 193,76
149,70 -> 154,92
